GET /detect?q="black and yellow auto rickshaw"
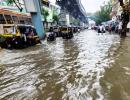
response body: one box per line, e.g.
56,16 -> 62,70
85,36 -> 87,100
53,26 -> 62,37
0,24 -> 20,49
60,26 -> 73,39
0,24 -> 41,49
17,25 -> 41,47
46,27 -> 56,41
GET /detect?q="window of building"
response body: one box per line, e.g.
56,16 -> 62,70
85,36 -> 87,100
27,18 -> 32,25
19,17 -> 25,24
4,15 -> 13,24
12,16 -> 19,24
0,14 -> 6,24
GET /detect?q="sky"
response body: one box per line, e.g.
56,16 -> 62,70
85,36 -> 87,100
49,0 -> 108,13
81,0 -> 108,13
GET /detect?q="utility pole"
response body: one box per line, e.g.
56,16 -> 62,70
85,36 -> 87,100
23,0 -> 45,39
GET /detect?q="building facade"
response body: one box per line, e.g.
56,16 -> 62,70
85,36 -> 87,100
41,0 -> 60,28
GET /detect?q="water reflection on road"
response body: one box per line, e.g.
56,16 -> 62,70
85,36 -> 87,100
0,30 -> 120,100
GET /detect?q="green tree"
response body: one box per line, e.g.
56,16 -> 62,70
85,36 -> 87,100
5,0 -> 23,12
6,0 -> 13,5
93,1 -> 112,24
52,14 -> 59,25
41,8 -> 49,28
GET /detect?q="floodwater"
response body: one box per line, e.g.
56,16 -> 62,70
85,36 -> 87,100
0,30 -> 128,100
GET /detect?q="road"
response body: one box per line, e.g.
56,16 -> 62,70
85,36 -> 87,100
1,29 -> 129,100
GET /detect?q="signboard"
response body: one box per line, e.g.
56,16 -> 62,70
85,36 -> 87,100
23,0 -> 37,13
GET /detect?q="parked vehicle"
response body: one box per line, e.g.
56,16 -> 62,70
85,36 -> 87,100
60,26 -> 73,39
53,26 -> 62,37
0,24 -> 41,49
46,27 -> 56,41
46,32 -> 56,41
0,9 -> 40,49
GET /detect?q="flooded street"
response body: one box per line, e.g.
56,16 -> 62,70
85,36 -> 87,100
0,29 -> 125,100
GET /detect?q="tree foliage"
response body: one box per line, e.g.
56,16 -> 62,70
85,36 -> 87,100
93,1 -> 112,24
52,14 -> 59,24
5,0 -> 23,12
41,8 -> 49,22
6,0 -> 13,5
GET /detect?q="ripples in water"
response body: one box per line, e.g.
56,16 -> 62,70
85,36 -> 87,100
0,30 -> 120,100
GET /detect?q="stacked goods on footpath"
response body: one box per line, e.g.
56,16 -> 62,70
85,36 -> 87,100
0,9 -> 41,49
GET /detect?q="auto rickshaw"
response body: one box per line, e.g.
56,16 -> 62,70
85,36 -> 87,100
61,26 -> 73,39
0,24 -> 41,49
53,26 -> 62,37
46,27 -> 56,41
17,25 -> 41,47
0,24 -> 19,49
72,26 -> 78,33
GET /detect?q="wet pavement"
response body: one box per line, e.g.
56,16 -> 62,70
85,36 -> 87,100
0,29 -> 127,100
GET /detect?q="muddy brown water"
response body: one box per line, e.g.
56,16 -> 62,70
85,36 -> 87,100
1,30 -> 128,100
